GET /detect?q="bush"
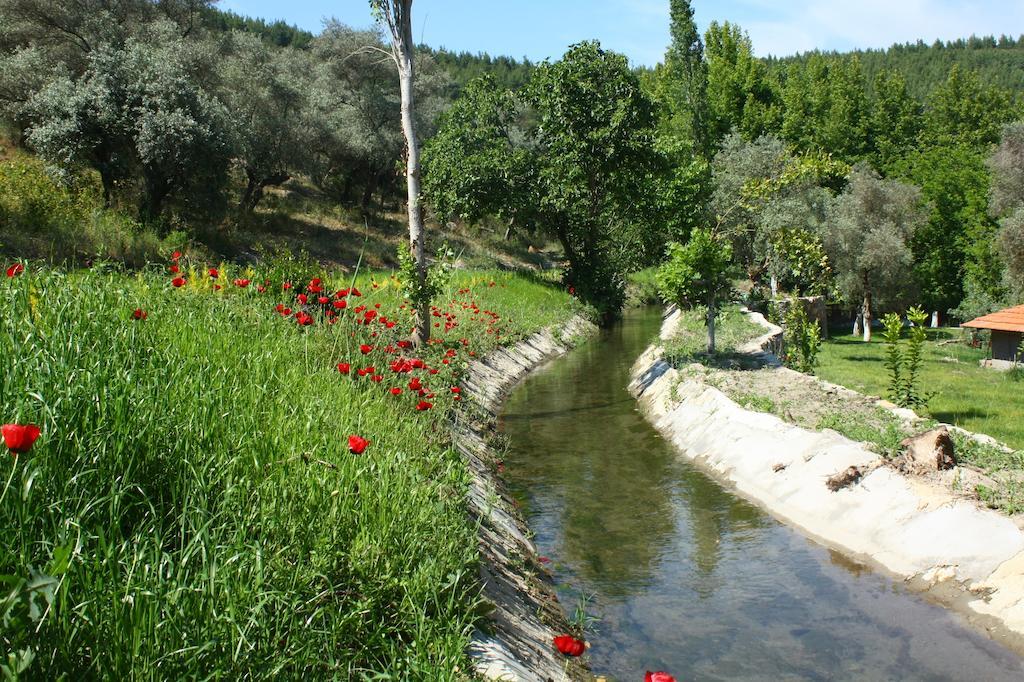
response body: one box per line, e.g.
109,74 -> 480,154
0,155 -> 167,266
882,306 -> 930,409
781,299 -> 821,374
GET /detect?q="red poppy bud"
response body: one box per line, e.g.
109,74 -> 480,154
337,363 -> 351,374
359,344 -> 373,355
6,263 -> 25,278
348,434 -> 369,454
2,424 -> 41,455
172,277 -> 186,288
215,284 -> 223,291
645,673 -> 676,682
132,308 -> 147,320
553,635 -> 585,657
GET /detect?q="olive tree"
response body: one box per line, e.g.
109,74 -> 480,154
823,165 -> 929,341
26,22 -> 230,222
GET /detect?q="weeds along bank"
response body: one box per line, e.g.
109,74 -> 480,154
0,259 -> 585,679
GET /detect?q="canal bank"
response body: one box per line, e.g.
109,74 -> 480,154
499,306 -> 1024,681
630,306 -> 1024,663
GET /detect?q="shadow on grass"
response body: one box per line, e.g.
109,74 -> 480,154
932,408 -> 991,422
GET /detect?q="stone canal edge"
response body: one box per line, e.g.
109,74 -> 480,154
454,314 -> 596,682
629,306 -> 1024,656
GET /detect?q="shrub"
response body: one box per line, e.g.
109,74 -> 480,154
882,306 -> 931,409
781,298 -> 821,374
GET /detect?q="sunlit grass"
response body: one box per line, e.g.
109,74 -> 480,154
817,329 -> 1024,449
0,263 -> 582,678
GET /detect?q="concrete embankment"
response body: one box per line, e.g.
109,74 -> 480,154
455,315 -> 596,682
629,307 -> 1024,653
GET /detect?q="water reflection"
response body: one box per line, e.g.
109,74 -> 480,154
499,307 -> 1024,681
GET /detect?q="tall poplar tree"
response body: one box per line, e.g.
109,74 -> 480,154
666,0 -> 711,158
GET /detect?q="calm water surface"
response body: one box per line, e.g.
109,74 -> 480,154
498,307 -> 1024,681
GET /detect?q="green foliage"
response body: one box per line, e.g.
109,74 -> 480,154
921,65 -> 1015,148
882,306 -> 931,409
782,300 -> 821,374
662,304 -> 763,364
663,0 -> 712,156
397,243 -> 454,311
816,410 -> 908,459
657,228 -> 735,352
704,21 -> 781,143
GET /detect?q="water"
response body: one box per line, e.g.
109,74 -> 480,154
498,307 -> 1024,681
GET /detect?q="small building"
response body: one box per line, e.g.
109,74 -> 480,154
962,304 -> 1024,368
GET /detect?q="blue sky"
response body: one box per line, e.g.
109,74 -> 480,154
219,1 -> 1024,66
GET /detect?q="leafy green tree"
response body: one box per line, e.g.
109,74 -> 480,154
869,69 -> 922,173
897,144 -> 998,316
998,210 -> 1024,301
921,65 -> 1015,148
823,165 -> 929,341
663,0 -> 711,157
26,21 -> 230,223
704,21 -> 780,143
781,55 -> 870,163
988,121 -> 1024,217
218,31 -> 311,214
657,228 -> 735,353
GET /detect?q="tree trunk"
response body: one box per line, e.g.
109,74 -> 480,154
862,290 -> 873,343
707,296 -> 717,354
853,314 -> 861,336
931,311 -> 940,328
240,170 -> 290,215
392,1 -> 429,345
770,274 -> 778,298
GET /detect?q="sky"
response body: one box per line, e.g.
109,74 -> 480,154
218,1 -> 1024,66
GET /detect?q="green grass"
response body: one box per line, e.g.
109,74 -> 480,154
817,329 -> 1024,449
0,262 -> 583,679
663,305 -> 765,367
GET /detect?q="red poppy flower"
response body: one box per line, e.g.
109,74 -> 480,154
411,359 -> 425,369
348,434 -> 369,454
132,308 -> 147,320
450,387 -> 461,394
333,299 -> 347,310
297,293 -> 308,304
351,287 -> 362,297
257,285 -> 266,293
283,282 -> 293,290
337,362 -> 351,374
295,312 -> 314,326
553,635 -> 585,657
416,400 -> 433,411
172,277 -> 186,288
208,268 -> 219,279
359,344 -> 373,355
364,310 -> 377,322
318,296 -> 330,305
337,288 -> 349,297
215,284 -> 223,291
169,264 -> 180,274
408,377 -> 422,391
5,263 -> 25,278
390,387 -> 402,396
397,340 -> 411,349
234,278 -> 250,288
428,368 -> 439,375
371,374 -> 383,383
2,424 -> 41,455
645,673 -> 676,682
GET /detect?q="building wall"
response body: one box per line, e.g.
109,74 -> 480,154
992,330 -> 1023,362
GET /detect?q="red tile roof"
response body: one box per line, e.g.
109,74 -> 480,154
962,304 -> 1024,333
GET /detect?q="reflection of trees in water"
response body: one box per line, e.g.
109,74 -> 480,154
677,468 -> 767,599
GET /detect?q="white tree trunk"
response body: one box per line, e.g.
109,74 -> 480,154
770,274 -> 778,298
862,291 -> 872,343
853,314 -> 861,336
931,310 -> 940,328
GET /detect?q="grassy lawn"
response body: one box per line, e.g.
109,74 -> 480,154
817,329 -> 1024,449
663,305 -> 765,367
0,260 -> 583,678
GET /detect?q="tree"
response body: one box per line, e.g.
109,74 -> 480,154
218,31 -> 311,215
370,0 -> 430,344
868,69 -> 921,174
657,228 -> 735,353
921,65 -> 1015,149
988,122 -> 1024,302
664,0 -> 711,157
25,21 -> 230,223
704,21 -> 780,143
823,165 -> 929,341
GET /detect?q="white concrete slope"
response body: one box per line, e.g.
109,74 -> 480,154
629,308 -> 1024,647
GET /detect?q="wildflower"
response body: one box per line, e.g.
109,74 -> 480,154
416,400 -> 433,411
553,635 -> 585,657
132,308 -> 147,320
169,264 -> 180,274
208,268 -> 219,279
645,673 -> 676,682
359,344 -> 373,355
334,299 -> 347,310
408,378 -> 422,391
351,287 -> 362,297
283,282 -> 293,290
348,434 -> 369,454
318,296 -> 330,305
390,387 -> 402,396
371,374 -> 383,383
171,250 -> 181,261
234,278 -> 250,288
450,387 -> 461,394
337,363 -> 351,375
295,312 -> 314,326
2,424 -> 41,455
5,263 -> 25,278
297,293 -> 308,304
172,277 -> 186,288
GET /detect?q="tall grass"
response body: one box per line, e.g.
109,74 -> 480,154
0,264 -> 582,678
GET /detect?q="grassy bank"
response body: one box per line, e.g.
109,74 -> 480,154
0,261 -> 584,678
817,330 -> 1024,449
663,305 -> 765,367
